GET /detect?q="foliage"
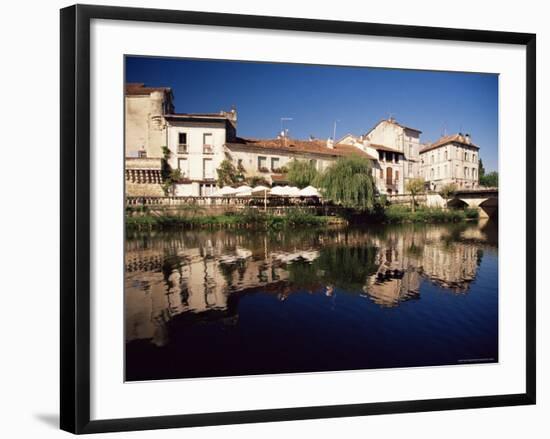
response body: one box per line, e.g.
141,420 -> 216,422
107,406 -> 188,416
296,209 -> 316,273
383,205 -> 479,223
439,182 -> 458,207
216,159 -> 244,187
286,159 -> 319,189
316,156 -> 376,210
245,175 -> 270,187
405,177 -> 426,212
478,158 -> 486,178
479,171 -> 498,188
125,208 -> 331,231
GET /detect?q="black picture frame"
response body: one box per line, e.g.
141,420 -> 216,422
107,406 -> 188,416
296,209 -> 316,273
60,4 -> 536,434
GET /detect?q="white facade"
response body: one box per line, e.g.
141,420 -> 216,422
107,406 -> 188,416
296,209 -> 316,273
162,112 -> 237,196
419,134 -> 480,191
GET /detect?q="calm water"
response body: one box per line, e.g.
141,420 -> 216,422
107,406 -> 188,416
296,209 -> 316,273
125,221 -> 498,381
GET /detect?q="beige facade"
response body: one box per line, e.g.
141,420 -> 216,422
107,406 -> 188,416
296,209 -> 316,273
124,84 -> 482,197
419,133 -> 480,191
224,137 -> 373,185
125,83 -> 174,158
337,118 -> 422,195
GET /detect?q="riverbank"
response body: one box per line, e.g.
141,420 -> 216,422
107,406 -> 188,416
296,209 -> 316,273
126,208 -> 345,231
126,205 -> 479,230
381,205 -> 479,223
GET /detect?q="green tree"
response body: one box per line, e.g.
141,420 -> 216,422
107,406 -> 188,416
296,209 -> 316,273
246,175 -> 270,187
439,182 -> 458,208
406,178 -> 425,212
317,156 -> 376,210
479,171 -> 498,188
478,158 -> 486,178
216,159 -> 243,187
287,159 -> 319,189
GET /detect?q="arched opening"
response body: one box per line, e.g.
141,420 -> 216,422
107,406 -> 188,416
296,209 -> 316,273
446,198 -> 468,209
478,198 -> 498,219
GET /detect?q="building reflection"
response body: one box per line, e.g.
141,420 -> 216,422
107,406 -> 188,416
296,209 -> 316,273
125,223 -> 495,345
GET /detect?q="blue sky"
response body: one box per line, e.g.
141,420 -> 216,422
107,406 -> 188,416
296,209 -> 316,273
126,56 -> 499,172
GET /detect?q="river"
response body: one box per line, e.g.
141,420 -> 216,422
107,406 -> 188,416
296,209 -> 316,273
125,220 -> 498,381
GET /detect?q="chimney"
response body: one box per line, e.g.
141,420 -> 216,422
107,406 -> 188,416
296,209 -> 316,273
464,133 -> 471,144
326,137 -> 334,149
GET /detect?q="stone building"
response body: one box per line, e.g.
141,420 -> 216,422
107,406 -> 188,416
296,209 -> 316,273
337,117 -> 422,195
124,83 -> 481,197
224,136 -> 376,186
165,110 -> 238,196
125,83 -> 174,158
419,133 -> 480,191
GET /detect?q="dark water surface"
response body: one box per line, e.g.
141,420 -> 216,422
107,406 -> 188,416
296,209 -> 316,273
125,221 -> 498,381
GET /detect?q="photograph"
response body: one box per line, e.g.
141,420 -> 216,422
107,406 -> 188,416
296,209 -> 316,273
124,57 -> 499,382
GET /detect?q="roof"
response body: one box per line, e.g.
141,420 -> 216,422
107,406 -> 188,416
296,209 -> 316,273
226,138 -> 377,160
365,118 -> 422,136
370,143 -> 403,154
125,83 -> 172,96
165,113 -> 229,120
420,134 -> 479,153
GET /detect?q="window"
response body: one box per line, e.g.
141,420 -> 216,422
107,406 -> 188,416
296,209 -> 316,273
271,157 -> 280,171
409,144 -> 413,157
386,167 -> 393,185
178,132 -> 188,154
203,133 -> 213,154
444,149 -> 448,161
203,158 -> 214,179
388,152 -> 393,163
258,156 -> 267,171
431,154 -> 434,164
200,183 -> 216,196
395,170 -> 399,182
464,167 -> 468,178
464,151 -> 468,161
178,158 -> 188,177
237,159 -> 244,170
431,168 -> 434,178
138,150 -> 147,158
395,154 -> 399,164
437,151 -> 440,162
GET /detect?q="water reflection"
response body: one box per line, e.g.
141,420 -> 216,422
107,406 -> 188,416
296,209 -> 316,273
125,220 -> 498,380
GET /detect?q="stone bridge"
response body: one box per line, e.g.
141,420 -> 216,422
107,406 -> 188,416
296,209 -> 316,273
447,188 -> 498,219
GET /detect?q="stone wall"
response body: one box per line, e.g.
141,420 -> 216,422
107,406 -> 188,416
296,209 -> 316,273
126,182 -> 165,197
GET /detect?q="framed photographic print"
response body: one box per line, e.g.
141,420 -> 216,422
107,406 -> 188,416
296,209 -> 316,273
60,4 -> 536,434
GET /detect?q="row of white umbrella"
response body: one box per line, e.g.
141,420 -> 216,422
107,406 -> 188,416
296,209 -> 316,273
213,185 -> 321,198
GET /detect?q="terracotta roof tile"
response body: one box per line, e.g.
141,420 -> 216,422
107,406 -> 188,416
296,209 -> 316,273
226,138 -> 377,160
125,83 -> 172,96
420,134 -> 479,153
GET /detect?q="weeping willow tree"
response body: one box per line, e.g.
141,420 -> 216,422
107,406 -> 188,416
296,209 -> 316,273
317,155 -> 376,210
287,159 -> 319,189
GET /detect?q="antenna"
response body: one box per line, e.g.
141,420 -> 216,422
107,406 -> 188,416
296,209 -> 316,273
280,117 -> 293,135
333,119 -> 340,142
